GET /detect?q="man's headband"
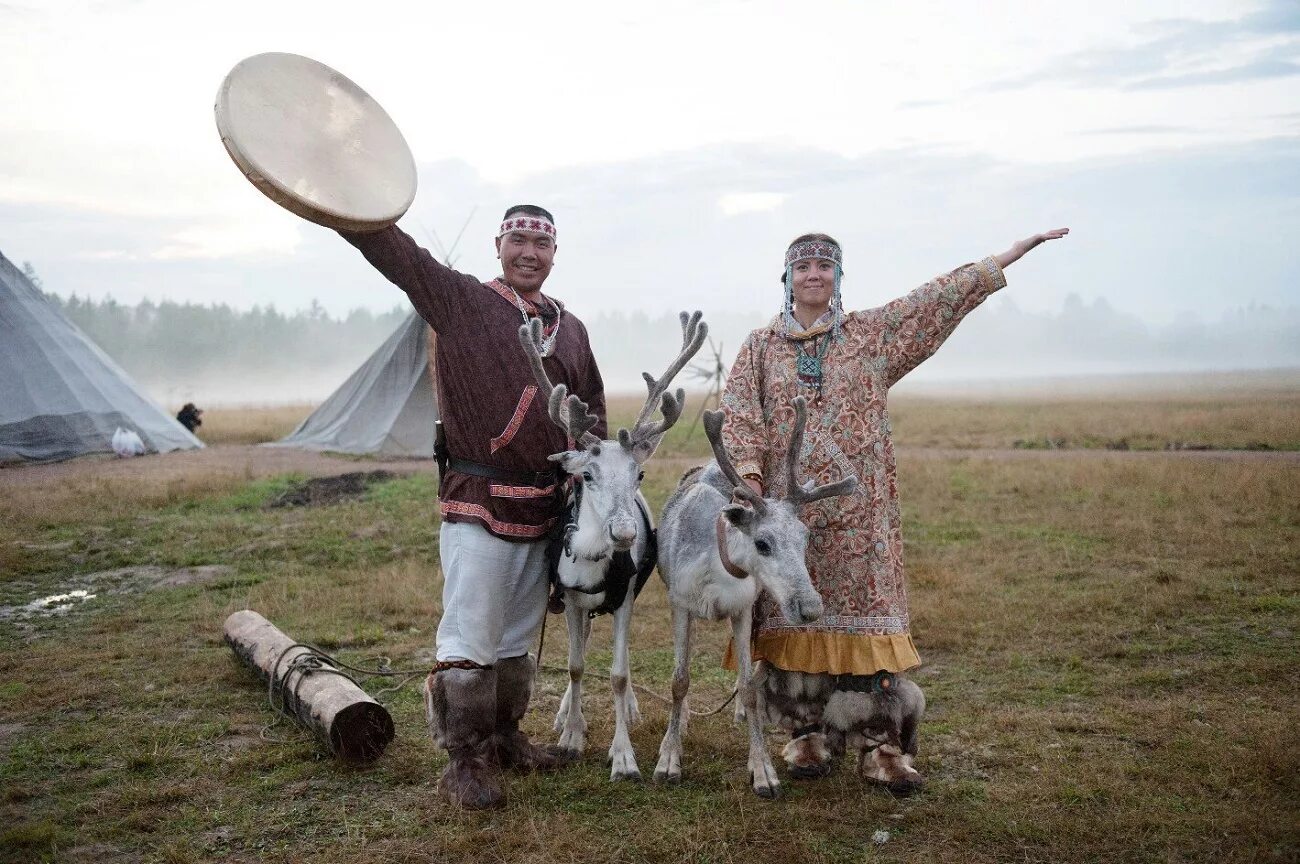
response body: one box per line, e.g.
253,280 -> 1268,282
498,214 -> 557,240
784,240 -> 842,269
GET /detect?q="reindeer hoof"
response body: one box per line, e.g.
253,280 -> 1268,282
611,768 -> 643,782
882,775 -> 925,798
752,781 -> 782,800
789,761 -> 834,780
653,768 -> 682,784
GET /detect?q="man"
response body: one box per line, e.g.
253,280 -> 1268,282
340,205 -> 606,809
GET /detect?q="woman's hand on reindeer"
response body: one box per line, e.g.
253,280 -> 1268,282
994,227 -> 1069,270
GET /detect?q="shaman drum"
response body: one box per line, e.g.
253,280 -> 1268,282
215,53 -> 417,232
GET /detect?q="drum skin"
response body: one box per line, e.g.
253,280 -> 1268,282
215,53 -> 417,232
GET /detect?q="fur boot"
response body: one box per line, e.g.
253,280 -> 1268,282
492,655 -> 575,773
424,666 -> 505,810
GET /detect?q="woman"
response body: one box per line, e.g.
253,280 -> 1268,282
721,228 -> 1068,792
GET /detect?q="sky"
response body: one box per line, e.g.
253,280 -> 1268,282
1,0 -> 1297,339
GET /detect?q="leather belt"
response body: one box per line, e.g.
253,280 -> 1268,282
447,457 -> 560,488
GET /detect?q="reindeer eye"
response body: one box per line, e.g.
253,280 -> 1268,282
754,539 -> 772,556
637,470 -> 645,482
582,472 -> 594,483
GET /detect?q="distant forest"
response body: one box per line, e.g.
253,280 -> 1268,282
26,255 -> 1300,404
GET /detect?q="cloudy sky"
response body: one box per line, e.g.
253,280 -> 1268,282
2,0 -> 1297,332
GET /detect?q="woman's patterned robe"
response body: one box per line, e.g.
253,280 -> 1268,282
721,256 -> 1006,674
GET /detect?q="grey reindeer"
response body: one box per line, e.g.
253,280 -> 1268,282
518,311 -> 706,782
652,396 -> 856,798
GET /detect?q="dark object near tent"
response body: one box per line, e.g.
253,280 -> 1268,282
0,250 -> 203,463
177,403 -> 203,433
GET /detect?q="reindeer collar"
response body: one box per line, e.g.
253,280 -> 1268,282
715,514 -> 750,579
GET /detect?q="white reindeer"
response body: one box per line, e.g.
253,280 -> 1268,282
518,311 -> 706,782
652,396 -> 856,798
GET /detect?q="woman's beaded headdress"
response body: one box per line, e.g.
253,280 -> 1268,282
781,238 -> 845,391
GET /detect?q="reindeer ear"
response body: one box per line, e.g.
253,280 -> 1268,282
722,503 -> 756,529
548,450 -> 587,472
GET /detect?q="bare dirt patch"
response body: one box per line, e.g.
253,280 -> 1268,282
267,470 -> 398,508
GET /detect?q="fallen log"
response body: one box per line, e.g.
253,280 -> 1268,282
223,609 -> 396,763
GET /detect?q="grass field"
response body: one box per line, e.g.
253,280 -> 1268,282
2,378 -> 1298,863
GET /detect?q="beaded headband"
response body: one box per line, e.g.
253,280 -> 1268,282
784,239 -> 842,268
498,214 -> 557,240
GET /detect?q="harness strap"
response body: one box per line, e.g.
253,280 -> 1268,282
832,670 -> 896,694
715,514 -> 750,579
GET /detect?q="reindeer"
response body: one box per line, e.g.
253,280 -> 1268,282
652,396 -> 856,798
517,311 -> 706,782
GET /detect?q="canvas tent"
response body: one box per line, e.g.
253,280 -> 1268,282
266,312 -> 437,457
0,250 -> 203,463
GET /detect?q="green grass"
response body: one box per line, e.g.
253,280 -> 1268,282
1,397 -> 1298,863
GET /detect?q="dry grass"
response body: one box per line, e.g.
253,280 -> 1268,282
2,385 -> 1298,863
196,404 -> 315,446
888,392 -> 1300,451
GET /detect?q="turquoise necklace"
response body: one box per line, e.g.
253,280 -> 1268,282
795,332 -> 833,391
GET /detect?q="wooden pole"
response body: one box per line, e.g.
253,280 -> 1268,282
223,609 -> 396,763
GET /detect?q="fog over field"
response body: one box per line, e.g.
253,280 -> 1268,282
38,285 -> 1299,406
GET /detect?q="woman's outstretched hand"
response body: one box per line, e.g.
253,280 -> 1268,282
994,227 -> 1070,270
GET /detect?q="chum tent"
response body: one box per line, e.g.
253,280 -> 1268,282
266,312 -> 438,457
0,250 -> 203,463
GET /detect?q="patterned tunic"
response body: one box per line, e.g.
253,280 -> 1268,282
722,257 -> 1006,674
341,226 -> 606,541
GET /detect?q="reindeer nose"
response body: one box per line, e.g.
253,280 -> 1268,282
609,518 -> 638,548
799,595 -> 824,624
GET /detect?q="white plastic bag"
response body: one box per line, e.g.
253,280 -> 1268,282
111,427 -> 146,457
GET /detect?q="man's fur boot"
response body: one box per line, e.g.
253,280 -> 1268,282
424,666 -> 505,810
492,655 -> 574,773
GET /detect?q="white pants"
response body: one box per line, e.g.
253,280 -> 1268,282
435,520 -> 550,665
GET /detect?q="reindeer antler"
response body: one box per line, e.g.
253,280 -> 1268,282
702,409 -> 767,514
518,319 -> 600,449
618,311 -> 707,463
785,396 -> 857,506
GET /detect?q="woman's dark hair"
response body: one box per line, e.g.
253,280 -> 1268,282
503,204 -> 555,224
779,232 -> 841,282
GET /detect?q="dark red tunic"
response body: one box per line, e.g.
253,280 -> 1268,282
341,226 -> 606,541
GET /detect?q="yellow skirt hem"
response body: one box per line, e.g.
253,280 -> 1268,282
723,631 -> 921,675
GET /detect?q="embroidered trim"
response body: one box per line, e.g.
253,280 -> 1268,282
784,240 -> 842,268
498,215 -> 556,239
763,614 -> 905,633
977,255 -> 1007,292
440,499 -> 556,538
489,482 -> 558,499
486,278 -> 561,356
490,385 -> 538,454
430,659 -> 492,673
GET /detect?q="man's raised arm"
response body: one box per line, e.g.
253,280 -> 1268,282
339,225 -> 480,333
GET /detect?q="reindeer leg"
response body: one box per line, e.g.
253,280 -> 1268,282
734,609 -> 780,799
554,598 -> 588,756
654,607 -> 693,783
607,597 -> 641,781
733,663 -> 749,726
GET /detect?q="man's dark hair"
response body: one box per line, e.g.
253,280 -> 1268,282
503,204 -> 555,224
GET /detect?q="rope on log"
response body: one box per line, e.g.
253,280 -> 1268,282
223,609 -> 397,763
